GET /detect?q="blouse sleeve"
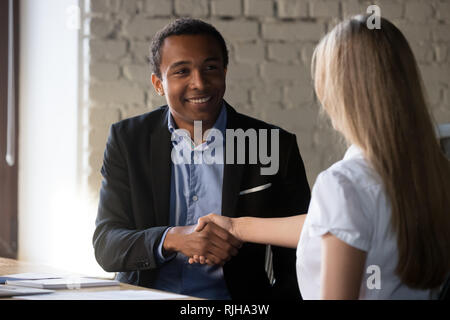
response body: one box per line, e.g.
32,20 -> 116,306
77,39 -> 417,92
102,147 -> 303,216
306,169 -> 372,252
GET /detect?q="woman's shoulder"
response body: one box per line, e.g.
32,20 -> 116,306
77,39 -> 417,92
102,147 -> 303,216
319,151 -> 383,193
307,154 -> 381,252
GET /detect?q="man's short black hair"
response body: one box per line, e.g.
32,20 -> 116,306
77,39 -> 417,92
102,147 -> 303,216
149,18 -> 229,79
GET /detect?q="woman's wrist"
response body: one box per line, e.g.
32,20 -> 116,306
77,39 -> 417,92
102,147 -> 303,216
232,217 -> 246,242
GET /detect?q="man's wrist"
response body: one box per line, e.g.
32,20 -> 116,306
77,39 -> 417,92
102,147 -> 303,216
163,226 -> 192,253
163,227 -> 179,254
156,227 -> 175,262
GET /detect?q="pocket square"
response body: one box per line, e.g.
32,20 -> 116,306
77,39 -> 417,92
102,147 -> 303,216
239,183 -> 272,196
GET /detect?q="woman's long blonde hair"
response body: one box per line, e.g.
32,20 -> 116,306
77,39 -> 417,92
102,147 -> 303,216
312,15 -> 450,290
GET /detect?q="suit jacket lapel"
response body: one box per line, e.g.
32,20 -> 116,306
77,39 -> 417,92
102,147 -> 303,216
150,107 -> 172,226
222,102 -> 245,218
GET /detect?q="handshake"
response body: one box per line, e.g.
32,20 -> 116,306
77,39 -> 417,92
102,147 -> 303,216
163,214 -> 240,266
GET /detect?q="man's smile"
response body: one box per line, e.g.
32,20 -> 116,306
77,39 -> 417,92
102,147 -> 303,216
185,95 -> 213,104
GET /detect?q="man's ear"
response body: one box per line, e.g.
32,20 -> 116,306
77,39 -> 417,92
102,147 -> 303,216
151,73 -> 164,96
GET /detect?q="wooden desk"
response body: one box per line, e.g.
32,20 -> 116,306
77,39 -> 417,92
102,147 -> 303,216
0,257 -> 199,300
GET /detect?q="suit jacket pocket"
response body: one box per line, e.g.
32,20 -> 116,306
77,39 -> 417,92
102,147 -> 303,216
239,183 -> 272,196
236,183 -> 275,216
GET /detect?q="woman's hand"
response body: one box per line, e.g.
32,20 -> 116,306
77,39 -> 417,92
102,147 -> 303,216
195,213 -> 236,236
189,213 -> 239,265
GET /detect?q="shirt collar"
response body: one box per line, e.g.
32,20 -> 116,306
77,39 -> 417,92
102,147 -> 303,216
167,102 -> 227,149
343,144 -> 364,160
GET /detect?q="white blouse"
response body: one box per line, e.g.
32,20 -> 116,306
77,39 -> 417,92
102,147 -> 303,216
296,145 -> 439,299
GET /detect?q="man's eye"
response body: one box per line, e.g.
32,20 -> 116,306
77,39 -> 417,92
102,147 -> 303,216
206,65 -> 218,71
175,69 -> 188,74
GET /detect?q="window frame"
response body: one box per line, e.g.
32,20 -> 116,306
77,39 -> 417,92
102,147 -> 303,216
0,0 -> 19,259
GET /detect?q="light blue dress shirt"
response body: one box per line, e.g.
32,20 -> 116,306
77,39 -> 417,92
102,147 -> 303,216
151,104 -> 231,300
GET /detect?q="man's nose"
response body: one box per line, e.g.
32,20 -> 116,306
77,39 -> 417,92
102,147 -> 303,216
189,69 -> 207,90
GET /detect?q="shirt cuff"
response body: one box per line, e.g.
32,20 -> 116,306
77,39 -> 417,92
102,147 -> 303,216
156,227 -> 177,265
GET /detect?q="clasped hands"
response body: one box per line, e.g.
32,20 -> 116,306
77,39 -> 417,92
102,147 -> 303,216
163,213 -> 239,266
189,214 -> 238,265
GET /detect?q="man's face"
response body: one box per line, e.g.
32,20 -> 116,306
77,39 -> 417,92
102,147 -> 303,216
152,34 -> 227,128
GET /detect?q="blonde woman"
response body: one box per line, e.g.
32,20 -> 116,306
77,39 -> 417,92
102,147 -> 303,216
189,15 -> 450,299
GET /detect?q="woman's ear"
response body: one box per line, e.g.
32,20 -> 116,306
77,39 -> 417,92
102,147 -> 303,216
151,73 -> 164,96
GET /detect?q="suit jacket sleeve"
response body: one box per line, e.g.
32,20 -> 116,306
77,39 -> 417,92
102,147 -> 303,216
271,133 -> 311,299
92,124 -> 168,273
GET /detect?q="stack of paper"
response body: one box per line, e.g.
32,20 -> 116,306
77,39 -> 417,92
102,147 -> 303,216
19,290 -> 189,300
5,277 -> 120,289
0,285 -> 54,298
0,272 -> 66,284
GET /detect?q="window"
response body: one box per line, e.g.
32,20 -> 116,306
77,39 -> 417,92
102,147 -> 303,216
0,0 -> 19,259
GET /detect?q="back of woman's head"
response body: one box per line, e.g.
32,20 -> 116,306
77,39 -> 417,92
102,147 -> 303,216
312,15 -> 450,290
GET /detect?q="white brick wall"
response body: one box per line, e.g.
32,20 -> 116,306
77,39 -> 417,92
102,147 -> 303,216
245,0 -> 274,17
211,0 -> 242,17
276,0 -> 308,18
144,0 -> 173,15
175,0 -> 209,17
84,0 -> 450,194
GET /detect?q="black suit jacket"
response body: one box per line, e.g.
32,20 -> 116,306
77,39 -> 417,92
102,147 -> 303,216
93,102 -> 311,299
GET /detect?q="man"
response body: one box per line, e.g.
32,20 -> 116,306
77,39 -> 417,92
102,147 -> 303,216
93,18 -> 310,300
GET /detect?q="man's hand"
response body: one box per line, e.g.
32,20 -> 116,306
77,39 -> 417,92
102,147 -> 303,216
163,222 -> 242,266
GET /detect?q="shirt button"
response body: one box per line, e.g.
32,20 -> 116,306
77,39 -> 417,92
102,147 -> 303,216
192,195 -> 198,201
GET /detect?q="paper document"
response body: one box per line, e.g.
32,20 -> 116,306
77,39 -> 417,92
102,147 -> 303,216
6,277 -> 120,289
0,273 -> 66,284
0,285 -> 54,297
20,290 -> 189,300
